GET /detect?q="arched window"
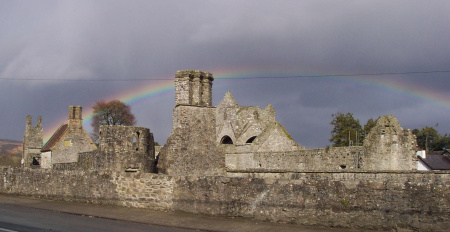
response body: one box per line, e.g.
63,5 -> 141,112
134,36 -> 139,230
220,135 -> 233,144
246,136 -> 257,143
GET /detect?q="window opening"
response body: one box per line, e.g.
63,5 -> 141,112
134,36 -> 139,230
220,136 -> 233,144
32,157 -> 40,166
246,136 -> 257,143
132,134 -> 138,151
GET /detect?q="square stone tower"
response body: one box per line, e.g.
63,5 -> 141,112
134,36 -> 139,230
158,70 -> 223,176
22,115 -> 43,166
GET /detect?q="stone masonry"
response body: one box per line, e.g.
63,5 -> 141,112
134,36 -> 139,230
362,115 -> 418,170
9,70 -> 449,231
160,71 -> 418,176
175,70 -> 213,107
22,115 -> 43,167
1,167 -> 448,231
41,106 -> 97,165
158,70 -> 303,175
76,125 -> 155,173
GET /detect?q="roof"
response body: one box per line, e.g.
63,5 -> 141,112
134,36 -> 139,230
418,155 -> 450,170
41,124 -> 68,152
429,151 -> 444,156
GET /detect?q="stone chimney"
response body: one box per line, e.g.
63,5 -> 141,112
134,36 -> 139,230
68,105 -> 83,133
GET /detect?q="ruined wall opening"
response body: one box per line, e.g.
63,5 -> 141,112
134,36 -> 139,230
253,111 -> 259,120
32,157 -> 40,166
220,136 -> 233,144
246,136 -> 257,143
132,133 -> 139,151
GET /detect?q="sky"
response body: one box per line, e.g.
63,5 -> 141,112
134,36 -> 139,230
1,0 -> 449,148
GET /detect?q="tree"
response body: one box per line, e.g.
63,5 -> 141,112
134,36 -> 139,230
329,112 -> 363,147
363,117 -> 377,137
432,134 -> 450,151
91,100 -> 136,141
412,126 -> 449,152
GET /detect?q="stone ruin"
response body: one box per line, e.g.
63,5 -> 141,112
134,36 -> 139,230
22,115 -> 43,167
22,107 -> 155,173
77,125 -> 155,172
157,70 -> 419,176
22,70 -> 418,175
13,70 -> 449,232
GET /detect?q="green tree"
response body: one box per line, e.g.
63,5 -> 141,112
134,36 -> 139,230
329,112 -> 363,147
91,100 -> 137,141
431,134 -> 449,151
363,117 -> 377,137
413,126 -> 450,152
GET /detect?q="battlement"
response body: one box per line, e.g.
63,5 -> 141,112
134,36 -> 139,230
174,70 -> 214,107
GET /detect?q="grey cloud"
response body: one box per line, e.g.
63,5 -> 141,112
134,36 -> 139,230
1,0 -> 449,148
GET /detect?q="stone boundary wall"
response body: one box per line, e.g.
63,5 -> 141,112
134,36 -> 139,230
0,167 -> 174,210
0,167 -> 118,203
1,166 -> 449,231
113,172 -> 174,210
173,171 -> 450,231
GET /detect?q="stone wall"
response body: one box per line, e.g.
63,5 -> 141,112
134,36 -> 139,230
0,167 -> 118,203
216,91 -> 303,152
22,115 -> 43,167
225,147 -> 363,173
113,173 -> 174,210
362,115 -> 418,170
174,70 -> 213,107
1,167 -> 448,231
51,130 -> 96,164
173,171 -> 450,231
95,125 -> 155,173
51,106 -> 97,164
158,106 -> 224,176
0,167 -> 173,210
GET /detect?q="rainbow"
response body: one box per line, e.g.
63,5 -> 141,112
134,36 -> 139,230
43,78 -> 174,142
43,68 -> 450,143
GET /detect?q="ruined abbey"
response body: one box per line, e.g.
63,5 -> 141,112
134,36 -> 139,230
2,70 -> 449,231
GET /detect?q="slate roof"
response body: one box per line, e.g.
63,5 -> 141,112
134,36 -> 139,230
418,155 -> 450,170
429,151 -> 444,156
41,124 -> 68,152
444,149 -> 450,156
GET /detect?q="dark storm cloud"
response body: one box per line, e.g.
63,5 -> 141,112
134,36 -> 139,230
1,0 -> 449,148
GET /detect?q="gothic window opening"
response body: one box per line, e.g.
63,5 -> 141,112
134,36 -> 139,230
220,135 -> 233,144
246,136 -> 257,143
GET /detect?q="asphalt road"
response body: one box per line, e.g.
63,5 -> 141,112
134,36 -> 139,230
0,203 -> 195,232
0,194 -> 379,232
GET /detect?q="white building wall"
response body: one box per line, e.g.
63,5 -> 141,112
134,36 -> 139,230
40,151 -> 52,169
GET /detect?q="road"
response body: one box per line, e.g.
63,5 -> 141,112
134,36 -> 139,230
0,194 -> 378,232
0,203 -> 195,232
